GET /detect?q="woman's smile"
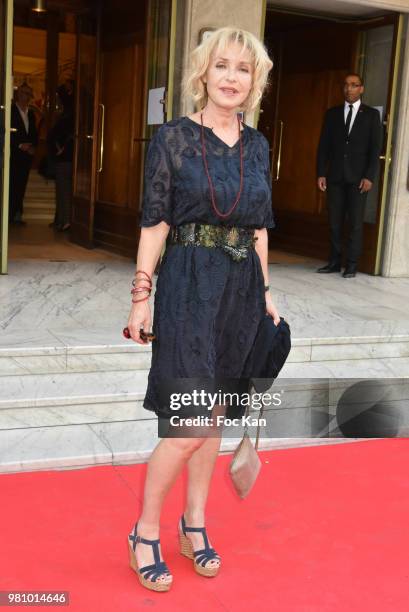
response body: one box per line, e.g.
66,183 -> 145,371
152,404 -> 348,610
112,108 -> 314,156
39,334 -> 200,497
219,87 -> 239,96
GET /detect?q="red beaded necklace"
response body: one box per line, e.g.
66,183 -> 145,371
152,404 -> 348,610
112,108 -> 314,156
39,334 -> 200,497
200,112 -> 244,220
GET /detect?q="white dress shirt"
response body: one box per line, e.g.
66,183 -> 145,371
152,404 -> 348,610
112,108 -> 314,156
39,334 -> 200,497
16,103 -> 29,134
344,99 -> 361,134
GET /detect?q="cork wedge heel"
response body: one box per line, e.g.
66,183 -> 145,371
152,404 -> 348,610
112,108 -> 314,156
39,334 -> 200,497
178,514 -> 221,577
128,523 -> 173,592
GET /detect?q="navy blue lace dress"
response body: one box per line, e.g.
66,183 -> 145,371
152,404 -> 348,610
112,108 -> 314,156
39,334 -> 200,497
139,116 -> 275,419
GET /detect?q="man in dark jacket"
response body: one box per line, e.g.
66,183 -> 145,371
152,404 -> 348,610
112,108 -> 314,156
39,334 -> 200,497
316,73 -> 382,277
9,83 -> 38,225
47,83 -> 74,231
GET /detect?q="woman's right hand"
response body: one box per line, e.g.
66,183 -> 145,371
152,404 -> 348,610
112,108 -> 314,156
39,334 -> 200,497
127,301 -> 152,345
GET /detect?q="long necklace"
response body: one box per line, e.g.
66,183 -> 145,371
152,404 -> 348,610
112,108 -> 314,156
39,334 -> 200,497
200,111 -> 244,220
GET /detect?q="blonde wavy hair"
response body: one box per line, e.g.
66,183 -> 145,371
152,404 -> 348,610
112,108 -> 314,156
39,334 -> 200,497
182,27 -> 273,112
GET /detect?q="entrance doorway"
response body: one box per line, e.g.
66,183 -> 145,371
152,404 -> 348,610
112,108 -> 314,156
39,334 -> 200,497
0,0 -> 177,273
71,0 -> 176,257
260,4 -> 403,274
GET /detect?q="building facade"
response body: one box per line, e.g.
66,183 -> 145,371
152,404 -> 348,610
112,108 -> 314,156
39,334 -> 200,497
1,0 -> 408,277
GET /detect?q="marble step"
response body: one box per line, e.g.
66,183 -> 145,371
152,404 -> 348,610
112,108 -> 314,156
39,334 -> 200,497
26,182 -> 55,188
0,374 -> 337,430
25,194 -> 54,202
25,189 -> 55,198
1,361 -> 408,433
25,188 -> 55,197
0,369 -> 151,432
0,369 -> 148,411
1,328 -> 409,377
24,204 -> 55,213
0,398 -> 147,430
0,329 -> 152,376
24,200 -> 55,212
0,412 -> 366,475
0,362 -> 404,473
27,172 -> 53,182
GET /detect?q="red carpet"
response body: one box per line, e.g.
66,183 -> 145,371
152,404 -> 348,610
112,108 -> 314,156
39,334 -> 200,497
1,440 -> 408,611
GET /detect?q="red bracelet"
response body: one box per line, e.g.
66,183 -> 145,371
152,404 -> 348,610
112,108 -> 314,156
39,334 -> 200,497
131,285 -> 151,294
132,294 -> 150,304
131,288 -> 151,296
132,278 -> 152,287
132,278 -> 152,289
133,270 -> 152,285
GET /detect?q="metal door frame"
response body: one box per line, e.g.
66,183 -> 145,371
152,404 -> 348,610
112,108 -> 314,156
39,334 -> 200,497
1,0 -> 13,275
373,14 -> 404,274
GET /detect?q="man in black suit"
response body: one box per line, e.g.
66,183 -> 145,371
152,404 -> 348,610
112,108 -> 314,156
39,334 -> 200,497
9,83 -> 38,225
316,73 -> 382,277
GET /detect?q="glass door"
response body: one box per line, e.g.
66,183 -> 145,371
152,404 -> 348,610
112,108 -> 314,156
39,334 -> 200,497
71,10 -> 100,249
71,0 -> 176,253
138,0 -> 177,266
356,14 -> 404,274
135,0 -> 177,189
0,0 -> 13,274
144,0 -> 177,136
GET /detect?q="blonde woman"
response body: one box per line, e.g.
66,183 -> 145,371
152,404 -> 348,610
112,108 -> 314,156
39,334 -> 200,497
126,26 -> 279,592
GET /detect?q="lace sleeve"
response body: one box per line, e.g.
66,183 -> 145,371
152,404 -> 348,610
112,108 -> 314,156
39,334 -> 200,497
260,134 -> 276,230
139,126 -> 173,228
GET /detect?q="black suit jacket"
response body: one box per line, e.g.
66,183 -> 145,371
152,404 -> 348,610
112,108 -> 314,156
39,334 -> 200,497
10,102 -> 38,161
317,102 -> 382,183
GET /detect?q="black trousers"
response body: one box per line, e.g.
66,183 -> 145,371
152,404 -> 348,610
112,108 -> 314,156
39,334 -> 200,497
326,181 -> 368,267
9,154 -> 32,221
54,161 -> 73,226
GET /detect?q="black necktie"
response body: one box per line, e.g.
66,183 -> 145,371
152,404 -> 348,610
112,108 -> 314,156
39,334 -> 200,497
345,104 -> 353,136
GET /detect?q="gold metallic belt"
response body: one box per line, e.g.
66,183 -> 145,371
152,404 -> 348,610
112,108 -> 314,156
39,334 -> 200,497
169,223 -> 257,262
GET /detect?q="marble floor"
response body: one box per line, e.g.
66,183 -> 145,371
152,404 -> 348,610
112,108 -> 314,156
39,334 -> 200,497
1,258 -> 409,340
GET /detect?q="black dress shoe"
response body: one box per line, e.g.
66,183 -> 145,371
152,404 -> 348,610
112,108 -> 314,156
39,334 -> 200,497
317,263 -> 341,273
343,266 -> 357,278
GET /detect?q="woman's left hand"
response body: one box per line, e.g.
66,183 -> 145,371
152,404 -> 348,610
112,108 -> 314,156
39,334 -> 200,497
266,292 -> 280,326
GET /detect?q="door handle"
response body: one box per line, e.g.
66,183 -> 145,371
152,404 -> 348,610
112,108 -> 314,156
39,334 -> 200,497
98,103 -> 105,173
379,155 -> 391,162
273,120 -> 283,181
159,89 -> 168,115
10,127 -> 17,132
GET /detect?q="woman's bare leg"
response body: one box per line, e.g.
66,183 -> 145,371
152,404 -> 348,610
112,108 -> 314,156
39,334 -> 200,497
182,405 -> 226,569
130,436 -> 206,582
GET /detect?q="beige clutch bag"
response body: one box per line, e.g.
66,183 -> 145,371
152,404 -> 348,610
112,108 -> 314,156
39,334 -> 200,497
229,404 -> 264,499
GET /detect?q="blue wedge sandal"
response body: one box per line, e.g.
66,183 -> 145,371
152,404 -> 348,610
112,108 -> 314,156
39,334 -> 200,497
178,514 -> 221,577
128,523 -> 173,592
